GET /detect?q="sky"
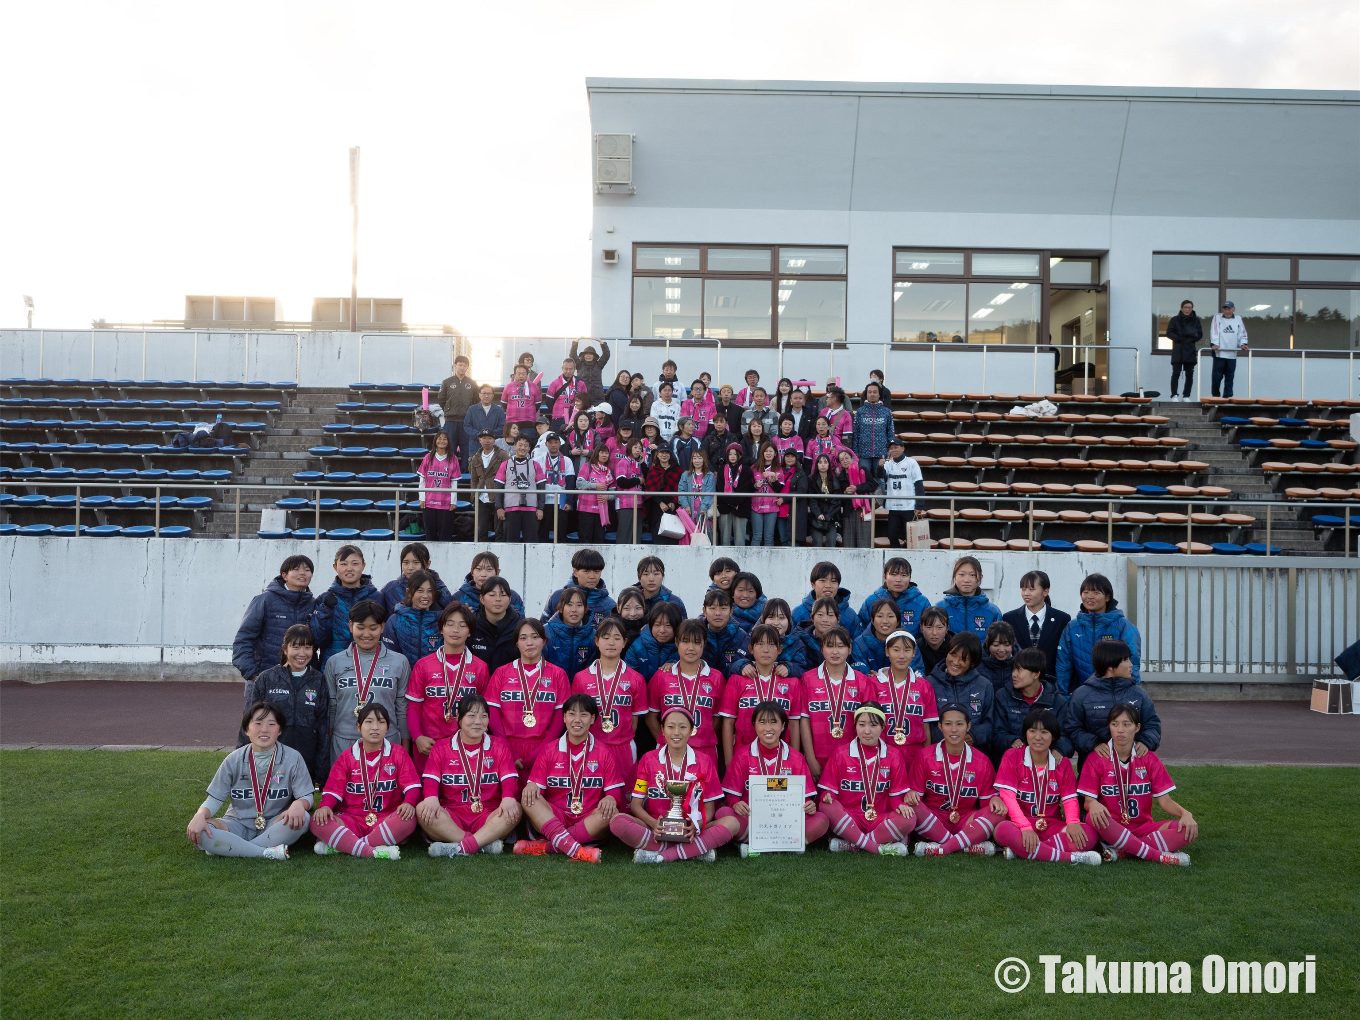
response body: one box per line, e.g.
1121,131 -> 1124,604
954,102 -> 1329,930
1,0 -> 1357,339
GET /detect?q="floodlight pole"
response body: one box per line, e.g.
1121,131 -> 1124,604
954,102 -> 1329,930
349,146 -> 360,332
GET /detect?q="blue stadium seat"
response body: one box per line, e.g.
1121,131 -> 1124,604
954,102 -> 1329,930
178,496 -> 213,510
1312,514 -> 1348,527
13,467 -> 44,479
119,526 -> 156,537
258,528 -> 293,539
276,497 -> 309,510
16,494 -> 49,507
51,524 -> 91,537
393,402 -> 418,412
224,400 -> 252,410
160,526 -> 193,537
275,381 -> 298,390
47,495 -> 79,508
74,468 -> 106,480
244,380 -> 270,389
309,498 -> 342,510
293,471 -> 325,484
1244,543 -> 1283,555
322,423 -> 352,434
1039,539 -> 1076,551
375,383 -> 402,392
41,467 -> 75,479
1299,439 -> 1330,449
1142,541 -> 1179,553
99,443 -> 131,452
169,399 -> 197,409
0,494 -> 13,507
88,525 -> 123,537
105,468 -> 138,479
324,472 -> 357,483
336,402 -> 363,411
292,527 -> 327,539
327,528 -> 361,539
352,424 -> 379,435
337,447 -> 368,457
380,424 -> 409,434
308,446 -> 341,457
167,469 -> 201,481
1135,485 -> 1169,496
149,496 -> 180,508
200,469 -> 233,482
253,400 -> 281,410
235,422 -> 266,433
398,447 -> 427,457
18,524 -> 56,535
216,381 -> 243,389
137,469 -> 170,480
112,496 -> 147,509
1110,541 -> 1144,553
387,472 -> 420,485
1278,418 -> 1307,427
341,499 -> 376,510
129,444 -> 160,453
82,495 -> 115,508
198,399 -> 225,410
349,383 -> 376,391
355,473 -> 387,485
67,443 -> 100,453
1211,543 -> 1246,554
359,528 -> 395,540
366,402 -> 392,411
1238,438 -> 1270,448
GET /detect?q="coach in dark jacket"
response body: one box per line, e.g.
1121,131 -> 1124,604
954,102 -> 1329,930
1165,300 -> 1203,400
238,661 -> 330,779
232,564 -> 317,681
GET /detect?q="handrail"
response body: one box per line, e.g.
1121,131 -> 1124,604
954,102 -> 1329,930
31,328 -> 307,384
1195,346 -> 1357,401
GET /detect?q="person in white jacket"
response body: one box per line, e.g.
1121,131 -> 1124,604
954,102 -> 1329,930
1210,300 -> 1249,399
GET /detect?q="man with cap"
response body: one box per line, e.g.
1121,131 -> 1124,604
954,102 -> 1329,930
879,435 -> 924,549
1209,299 -> 1248,399
533,430 -> 576,541
468,427 -> 508,542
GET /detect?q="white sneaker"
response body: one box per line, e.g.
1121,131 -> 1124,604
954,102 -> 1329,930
480,840 -> 504,855
633,848 -> 664,864
738,843 -> 752,858
261,845 -> 289,861
1071,850 -> 1102,866
428,841 -> 458,858
965,840 -> 997,857
697,849 -> 716,863
1003,847 -> 1017,860
313,841 -> 336,856
1101,845 -> 1120,864
373,845 -> 401,861
913,841 -> 940,857
878,841 -> 909,856
1164,851 -> 1191,867
828,837 -> 852,853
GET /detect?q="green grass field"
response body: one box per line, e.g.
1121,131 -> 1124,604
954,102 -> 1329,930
2,751 -> 1357,1018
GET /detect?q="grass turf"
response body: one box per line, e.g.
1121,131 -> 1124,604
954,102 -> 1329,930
1,751 -> 1357,1018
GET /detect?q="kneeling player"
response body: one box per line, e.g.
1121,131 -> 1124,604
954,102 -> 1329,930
993,708 -> 1100,866
716,701 -> 827,855
907,704 -> 1006,857
311,703 -> 421,860
516,694 -> 625,864
610,706 -> 731,863
418,695 -> 521,857
186,701 -> 313,860
1078,703 -> 1197,866
818,702 -> 914,856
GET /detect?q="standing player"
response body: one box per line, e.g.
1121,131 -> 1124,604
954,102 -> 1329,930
186,701 -> 313,860
817,703 -> 913,855
874,630 -> 938,768
418,694 -> 521,857
1078,704 -> 1197,866
908,704 -> 1006,857
610,706 -> 731,864
515,694 -> 626,864
406,603 -> 490,774
718,623 -> 805,763
715,701 -> 827,855
310,704 -> 421,859
572,617 -> 648,780
486,619 -> 571,780
647,619 -> 725,766
800,627 -> 874,780
993,708 -> 1101,866
323,600 -> 411,766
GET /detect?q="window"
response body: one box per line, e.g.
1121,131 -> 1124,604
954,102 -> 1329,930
1049,257 -> 1097,285
632,244 -> 846,345
1152,288 -> 1218,351
892,248 -> 1043,343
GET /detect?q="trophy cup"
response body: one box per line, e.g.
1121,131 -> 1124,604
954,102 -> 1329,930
656,772 -> 691,842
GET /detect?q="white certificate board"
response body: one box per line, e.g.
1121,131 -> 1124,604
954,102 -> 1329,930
747,775 -> 806,853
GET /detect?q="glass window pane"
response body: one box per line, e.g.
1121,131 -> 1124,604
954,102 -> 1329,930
1296,289 -> 1360,351
632,276 -> 701,339
1299,258 -> 1360,283
967,281 -> 1040,344
634,247 -> 700,271
972,253 -> 1041,277
707,248 -> 771,273
703,279 -> 771,340
1152,254 -> 1219,281
1225,288 -> 1293,350
1049,258 -> 1097,285
777,280 -> 845,344
896,251 -> 964,275
1227,257 -> 1291,281
1152,287 -> 1218,351
893,281 -> 966,342
779,247 -> 846,275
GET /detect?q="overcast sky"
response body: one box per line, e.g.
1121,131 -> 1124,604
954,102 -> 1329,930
1,0 -> 1356,338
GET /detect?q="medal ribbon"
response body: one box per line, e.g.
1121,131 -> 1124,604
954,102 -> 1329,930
822,664 -> 846,731
673,664 -> 703,724
567,740 -> 589,811
1111,741 -> 1133,815
247,747 -> 277,819
517,659 -> 542,722
753,671 -> 777,704
594,660 -> 624,728
883,668 -> 911,734
943,749 -> 965,814
439,648 -> 469,718
1029,754 -> 1049,820
351,645 -> 381,711
358,745 -> 381,815
857,742 -> 879,814
456,739 -> 484,806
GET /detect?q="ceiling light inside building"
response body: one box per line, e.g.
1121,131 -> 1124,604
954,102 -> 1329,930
989,293 -> 1015,306
1250,304 -> 1272,311
664,256 -> 682,266
665,303 -> 680,313
910,262 -> 930,270
665,288 -> 682,300
971,308 -> 995,319
786,258 -> 806,268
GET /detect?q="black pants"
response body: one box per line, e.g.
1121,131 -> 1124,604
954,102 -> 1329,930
577,514 -> 605,544
499,510 -> 539,542
473,500 -> 496,542
1169,362 -> 1194,397
616,508 -> 639,544
539,503 -> 570,542
423,507 -> 456,542
1211,356 -> 1237,398
886,510 -> 912,547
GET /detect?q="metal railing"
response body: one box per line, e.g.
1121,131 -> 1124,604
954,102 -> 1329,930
16,329 -> 305,384
1194,345 -> 1358,401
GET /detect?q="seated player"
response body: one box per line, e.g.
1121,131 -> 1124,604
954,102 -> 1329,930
311,703 -> 420,860
610,706 -> 731,864
907,704 -> 1006,857
516,694 -> 626,864
800,626 -> 875,780
406,603 -> 490,773
486,618 -> 571,780
850,597 -> 900,675
719,624 -> 805,762
572,617 -> 648,779
817,703 -> 914,856
647,619 -> 725,767
543,587 -> 599,678
186,701 -> 313,860
874,630 -> 937,767
716,701 -> 828,855
1078,703 -> 1197,866
993,708 -> 1101,866
418,694 -> 521,857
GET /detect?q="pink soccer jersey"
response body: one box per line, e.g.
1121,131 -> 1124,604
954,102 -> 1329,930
909,741 -> 996,813
631,745 -> 723,825
501,379 -> 542,423
720,740 -> 817,808
1077,746 -> 1176,832
873,668 -> 938,750
322,740 -> 422,818
421,733 -> 519,813
407,649 -> 491,745
717,671 -> 806,748
995,746 -> 1077,825
527,733 -> 626,818
648,663 -> 725,752
801,665 -> 875,765
572,662 -> 648,745
486,659 -> 571,742
816,739 -> 910,823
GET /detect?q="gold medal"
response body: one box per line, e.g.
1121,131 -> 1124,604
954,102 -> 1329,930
830,725 -> 844,739
570,798 -> 584,815
893,729 -> 907,745
1034,817 -> 1048,832
522,711 -> 538,728
247,747 -> 277,833
601,719 -> 615,734
365,811 -> 377,827
470,797 -> 483,814
444,706 -> 453,722
949,809 -> 960,824
254,813 -> 266,831
864,806 -> 878,822
1120,812 -> 1130,825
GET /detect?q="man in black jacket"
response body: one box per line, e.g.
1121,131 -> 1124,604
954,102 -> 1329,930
1165,300 -> 1203,401
1001,569 -> 1071,682
438,354 -> 479,454
786,388 -> 817,444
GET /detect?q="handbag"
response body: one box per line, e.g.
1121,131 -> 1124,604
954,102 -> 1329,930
657,512 -> 688,540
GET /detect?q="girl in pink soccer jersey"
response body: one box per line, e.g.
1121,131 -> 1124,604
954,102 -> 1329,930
486,619 -> 571,781
817,702 -> 914,856
572,617 -> 649,780
718,624 -> 805,763
800,627 -> 875,779
906,704 -> 1007,857
646,619 -> 725,763
993,708 -> 1101,866
516,694 -> 626,864
406,603 -> 491,774
873,630 -> 937,768
716,701 -> 828,855
418,694 -> 521,857
311,703 -> 421,859
610,706 -> 732,864
1078,703 -> 1198,866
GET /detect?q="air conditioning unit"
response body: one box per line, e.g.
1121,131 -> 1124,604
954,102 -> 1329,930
595,133 -> 634,194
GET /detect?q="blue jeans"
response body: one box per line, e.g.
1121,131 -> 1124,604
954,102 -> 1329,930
1211,356 -> 1237,398
750,511 -> 778,546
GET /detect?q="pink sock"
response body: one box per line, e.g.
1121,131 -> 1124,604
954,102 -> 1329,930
913,807 -> 951,843
310,817 -> 370,857
608,814 -> 659,850
939,813 -> 996,855
542,816 -> 581,857
567,821 -> 594,846
662,822 -> 733,861
872,813 -> 912,845
1097,820 -> 1159,860
825,800 -> 878,853
371,811 -> 417,849
459,833 -> 481,856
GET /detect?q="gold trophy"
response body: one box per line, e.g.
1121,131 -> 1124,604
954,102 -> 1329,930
656,772 -> 691,842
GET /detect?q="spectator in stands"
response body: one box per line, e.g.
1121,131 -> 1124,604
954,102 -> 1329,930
990,647 -> 1070,767
773,414 -> 805,461
856,557 -> 930,637
741,417 -> 771,467
417,430 -> 460,543
682,379 -> 716,438
805,453 -> 843,547
700,412 -> 733,468
438,355 -> 478,456
543,548 -> 615,623
237,624 -> 329,781
1165,299 -> 1202,402
736,370 -> 761,408
1002,569 -> 1070,680
671,417 -> 700,468
467,428 -> 507,542
574,445 -> 615,545
379,543 -> 452,613
820,387 -> 854,446
925,633 -> 993,750
748,442 -> 782,546
516,351 -> 542,385
569,340 -> 611,401
381,569 -> 443,667
914,606 -> 953,677
311,546 -> 381,664
791,561 -> 860,634
534,431 -> 575,541
642,446 -> 682,543
565,411 -> 595,467
837,447 -> 875,548
651,380 -> 681,443
716,443 -> 753,546
454,551 -> 525,617
545,357 -> 588,424
786,388 -> 816,445
935,556 -> 1002,639
770,377 -> 795,416
494,434 -> 546,542
978,621 -> 1016,690
233,554 -> 317,686
741,388 -> 778,437
502,362 -> 541,428
775,446 -> 808,546
654,359 -> 682,401
804,415 -> 841,471
590,404 -> 615,447
1061,639 -> 1160,771
628,373 -> 654,419
715,384 -> 744,434
878,437 -> 924,547
468,576 -> 523,671
613,438 -> 646,542
620,392 -> 646,434
853,381 -> 894,476
462,384 -> 505,462
1054,573 -> 1141,695
607,370 -> 634,424
1209,299 -> 1248,398
496,421 -> 522,457
678,448 -> 716,535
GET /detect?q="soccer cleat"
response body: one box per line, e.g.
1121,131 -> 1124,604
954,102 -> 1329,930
570,846 -> 602,864
966,840 -> 996,857
428,842 -> 458,857
878,841 -> 909,856
738,843 -> 750,858
633,848 -> 664,864
1071,850 -> 1102,866
1003,847 -> 1017,860
313,841 -> 337,855
913,841 -> 941,857
480,840 -> 504,855
828,837 -> 852,853
697,849 -> 716,863
372,846 -> 401,861
1161,852 -> 1191,867
1101,845 -> 1120,864
513,839 -> 549,856
261,845 -> 289,861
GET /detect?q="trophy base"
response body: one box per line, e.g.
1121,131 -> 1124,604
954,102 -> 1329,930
656,817 -> 689,842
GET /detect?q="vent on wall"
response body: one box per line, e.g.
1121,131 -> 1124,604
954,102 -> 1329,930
602,249 -> 619,264
595,133 -> 634,194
